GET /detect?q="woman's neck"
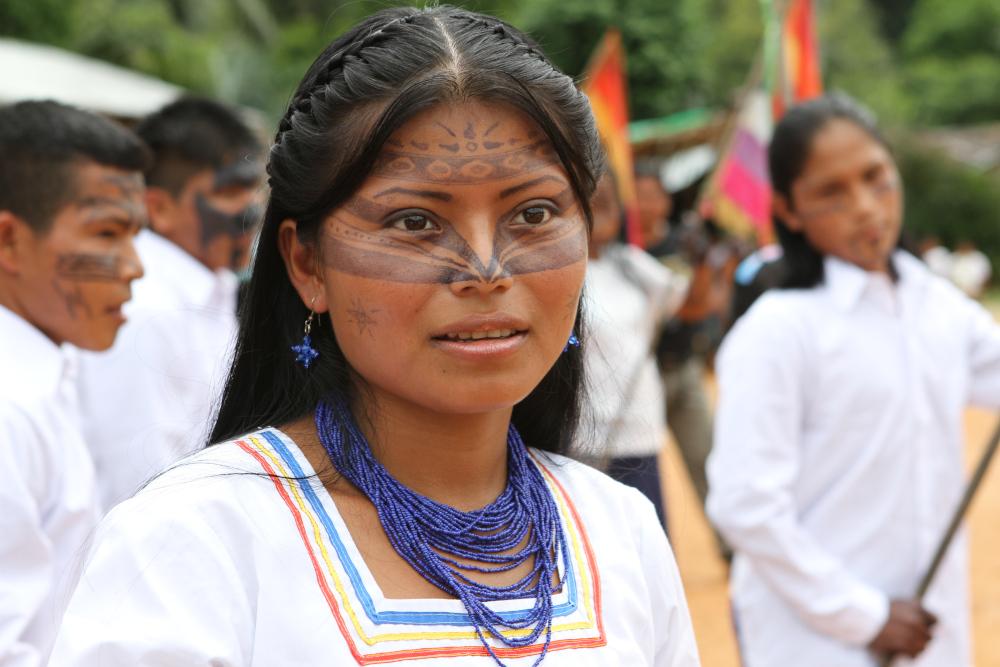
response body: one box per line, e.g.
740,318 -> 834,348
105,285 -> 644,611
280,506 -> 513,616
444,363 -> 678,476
285,387 -> 509,511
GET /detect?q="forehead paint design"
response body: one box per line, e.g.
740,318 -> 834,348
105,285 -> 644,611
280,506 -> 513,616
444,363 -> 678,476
196,195 -> 260,246
56,253 -> 139,282
375,119 -> 556,185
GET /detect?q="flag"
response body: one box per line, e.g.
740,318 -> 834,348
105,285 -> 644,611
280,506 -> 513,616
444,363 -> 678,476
701,0 -> 823,244
701,90 -> 774,243
581,29 -> 641,246
773,0 -> 823,118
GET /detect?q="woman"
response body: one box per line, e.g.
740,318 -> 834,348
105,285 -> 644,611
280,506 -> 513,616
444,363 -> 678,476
50,6 -> 699,666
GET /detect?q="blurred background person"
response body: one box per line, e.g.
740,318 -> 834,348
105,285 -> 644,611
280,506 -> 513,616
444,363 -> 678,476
0,100 -> 148,664
581,172 -> 686,531
638,164 -> 734,558
950,240 -> 991,299
77,97 -> 263,510
918,235 -> 953,279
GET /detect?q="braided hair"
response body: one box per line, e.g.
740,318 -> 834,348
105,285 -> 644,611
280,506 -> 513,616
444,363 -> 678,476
210,6 -> 604,455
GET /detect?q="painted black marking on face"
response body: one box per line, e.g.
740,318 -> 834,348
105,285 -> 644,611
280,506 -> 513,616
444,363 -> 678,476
214,160 -> 262,190
56,253 -> 136,282
320,195 -> 586,285
196,194 -> 258,246
52,279 -> 92,319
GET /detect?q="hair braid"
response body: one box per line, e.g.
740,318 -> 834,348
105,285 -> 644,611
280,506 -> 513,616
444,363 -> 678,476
273,12 -> 421,148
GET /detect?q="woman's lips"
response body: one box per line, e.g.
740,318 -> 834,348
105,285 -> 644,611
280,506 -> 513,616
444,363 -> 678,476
430,330 -> 528,360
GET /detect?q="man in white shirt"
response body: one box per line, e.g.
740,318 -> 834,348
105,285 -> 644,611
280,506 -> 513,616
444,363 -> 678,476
77,97 -> 263,510
0,100 -> 147,665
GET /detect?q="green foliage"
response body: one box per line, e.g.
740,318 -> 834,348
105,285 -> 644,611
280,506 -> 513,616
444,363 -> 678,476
515,0 -> 711,119
900,0 -> 1000,124
2,0 -> 997,131
0,0 -> 74,46
820,0 -> 911,124
897,140 -> 1000,267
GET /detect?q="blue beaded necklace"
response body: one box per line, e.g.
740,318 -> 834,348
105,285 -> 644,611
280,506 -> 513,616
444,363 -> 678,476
315,397 -> 568,666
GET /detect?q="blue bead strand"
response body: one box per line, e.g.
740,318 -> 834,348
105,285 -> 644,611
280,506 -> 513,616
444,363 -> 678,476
315,398 -> 569,667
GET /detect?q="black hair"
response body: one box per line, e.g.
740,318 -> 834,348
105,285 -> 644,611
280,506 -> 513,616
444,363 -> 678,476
769,92 -> 889,288
137,96 -> 261,195
209,6 -> 604,455
0,100 -> 150,233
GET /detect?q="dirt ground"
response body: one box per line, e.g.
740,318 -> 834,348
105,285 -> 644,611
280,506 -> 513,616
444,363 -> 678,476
661,401 -> 1000,666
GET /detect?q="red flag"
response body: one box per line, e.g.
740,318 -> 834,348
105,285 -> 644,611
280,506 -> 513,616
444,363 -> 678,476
581,30 -> 641,246
773,0 -> 823,118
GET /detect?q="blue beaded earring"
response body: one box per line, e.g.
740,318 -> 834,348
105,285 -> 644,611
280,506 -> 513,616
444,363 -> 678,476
563,333 -> 580,353
291,299 -> 320,369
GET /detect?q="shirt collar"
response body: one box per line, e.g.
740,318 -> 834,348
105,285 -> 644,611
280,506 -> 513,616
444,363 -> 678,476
0,303 -> 70,400
823,250 -> 929,313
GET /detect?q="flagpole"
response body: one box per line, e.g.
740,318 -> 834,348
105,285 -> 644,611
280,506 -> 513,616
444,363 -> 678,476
695,48 -> 764,228
878,416 -> 1000,667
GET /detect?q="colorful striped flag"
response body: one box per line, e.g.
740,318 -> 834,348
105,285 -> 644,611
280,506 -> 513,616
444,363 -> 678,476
581,29 -> 641,246
702,0 -> 822,244
701,90 -> 775,243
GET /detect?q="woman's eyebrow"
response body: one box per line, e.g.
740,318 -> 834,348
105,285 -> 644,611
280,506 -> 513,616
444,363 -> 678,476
373,186 -> 452,202
499,175 -> 565,200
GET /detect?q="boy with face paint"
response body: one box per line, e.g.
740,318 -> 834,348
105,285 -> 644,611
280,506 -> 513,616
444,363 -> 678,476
0,100 -> 148,664
76,97 -> 263,509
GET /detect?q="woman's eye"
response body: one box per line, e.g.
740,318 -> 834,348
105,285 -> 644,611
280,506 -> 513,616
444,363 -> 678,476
391,214 -> 437,232
517,206 -> 552,226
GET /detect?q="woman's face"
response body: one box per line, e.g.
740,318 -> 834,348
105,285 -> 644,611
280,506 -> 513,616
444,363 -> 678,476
779,118 -> 903,273
306,102 -> 587,415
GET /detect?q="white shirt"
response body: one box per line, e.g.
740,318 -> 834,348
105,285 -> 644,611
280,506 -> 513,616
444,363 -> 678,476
583,244 -> 685,457
76,230 -> 238,509
0,305 -> 100,666
707,252 -> 1000,667
51,427 -> 701,666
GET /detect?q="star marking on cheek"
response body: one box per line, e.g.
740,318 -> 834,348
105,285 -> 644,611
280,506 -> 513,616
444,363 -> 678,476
346,297 -> 380,339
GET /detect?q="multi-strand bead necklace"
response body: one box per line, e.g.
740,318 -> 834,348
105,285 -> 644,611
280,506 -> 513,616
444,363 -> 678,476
315,398 -> 568,666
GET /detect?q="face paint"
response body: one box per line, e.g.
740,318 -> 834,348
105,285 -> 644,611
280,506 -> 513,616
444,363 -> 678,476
196,194 -> 259,246
51,279 -> 92,319
372,139 -> 557,185
321,201 -> 585,284
55,253 -> 138,282
320,118 -> 585,285
214,159 -> 263,190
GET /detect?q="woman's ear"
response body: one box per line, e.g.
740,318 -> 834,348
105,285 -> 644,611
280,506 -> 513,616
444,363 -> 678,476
278,219 -> 329,314
772,193 -> 803,232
